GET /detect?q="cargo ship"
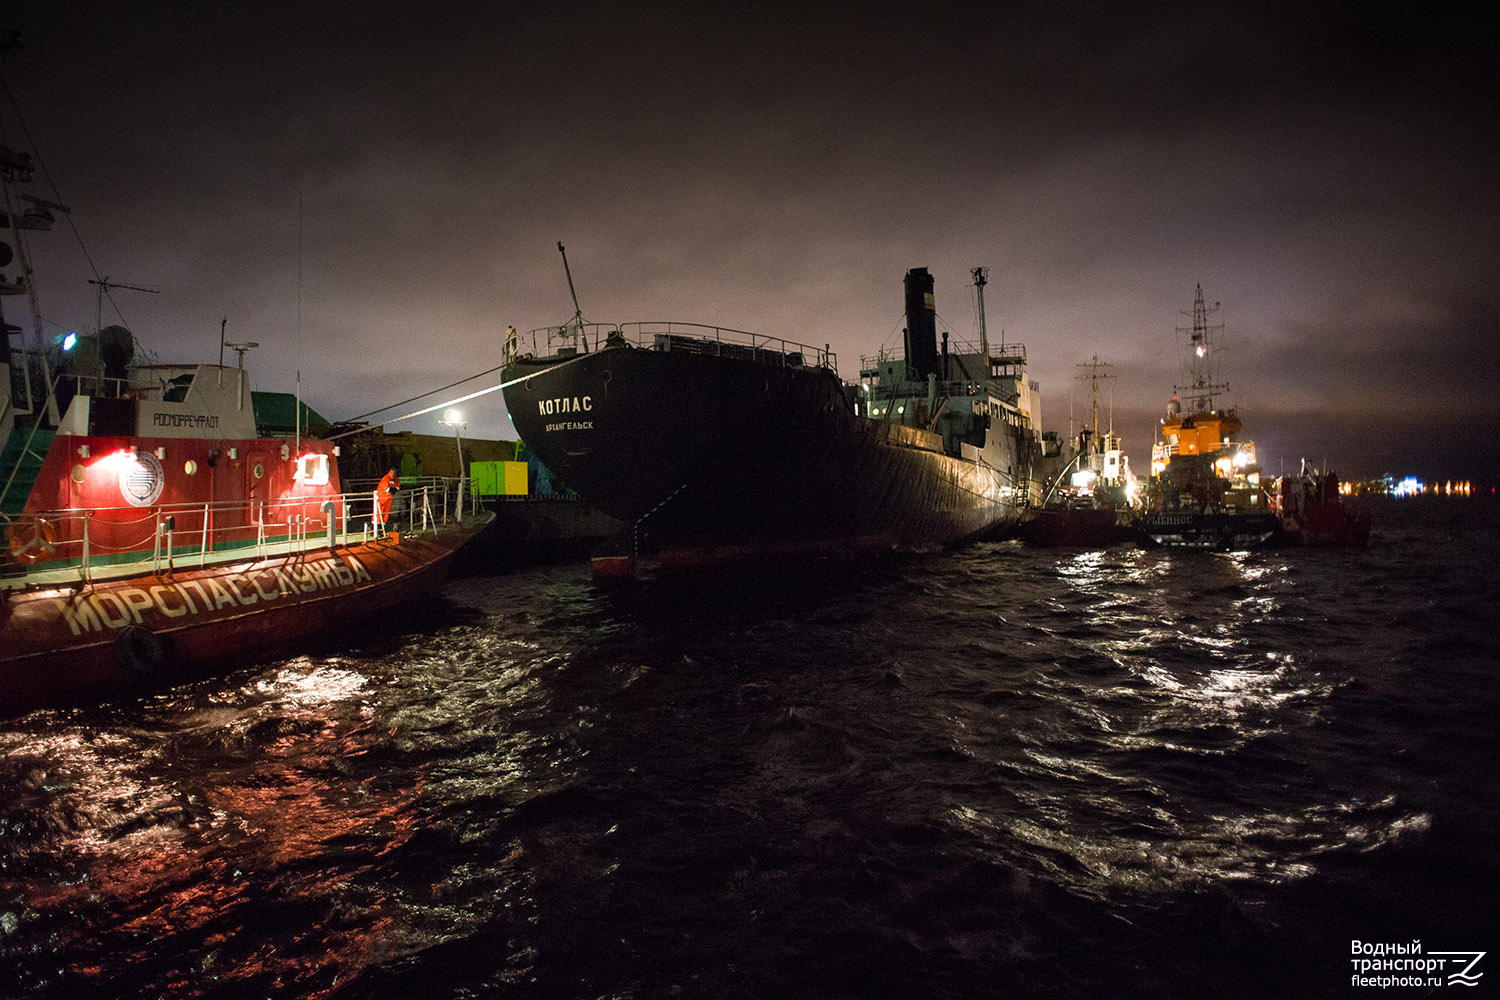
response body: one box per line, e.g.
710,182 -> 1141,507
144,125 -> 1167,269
502,263 -> 1043,574
1141,285 -> 1279,549
0,133 -> 492,715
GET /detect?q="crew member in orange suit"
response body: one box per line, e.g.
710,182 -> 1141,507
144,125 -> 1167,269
376,467 -> 400,533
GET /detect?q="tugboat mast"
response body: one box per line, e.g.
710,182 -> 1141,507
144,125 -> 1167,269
1176,283 -> 1226,413
1076,355 -> 1113,455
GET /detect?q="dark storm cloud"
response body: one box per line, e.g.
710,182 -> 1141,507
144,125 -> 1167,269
6,1 -> 1497,479
1245,294 -> 1500,412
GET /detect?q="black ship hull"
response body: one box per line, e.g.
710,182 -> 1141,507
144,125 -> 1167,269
503,345 -> 1027,564
1018,505 -> 1138,548
1138,510 -> 1280,550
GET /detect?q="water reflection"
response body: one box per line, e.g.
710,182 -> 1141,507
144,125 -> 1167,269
943,544 -> 1429,901
0,656 -> 463,996
2,523 -> 1485,997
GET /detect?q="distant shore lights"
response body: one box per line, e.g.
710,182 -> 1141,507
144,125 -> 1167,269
1390,477 -> 1474,497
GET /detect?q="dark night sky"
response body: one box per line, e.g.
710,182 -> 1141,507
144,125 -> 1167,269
5,2 -> 1497,481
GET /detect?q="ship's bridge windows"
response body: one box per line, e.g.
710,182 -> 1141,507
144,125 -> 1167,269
163,373 -> 195,403
296,452 -> 330,486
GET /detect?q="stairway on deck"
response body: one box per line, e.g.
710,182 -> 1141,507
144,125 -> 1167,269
1,426 -> 55,518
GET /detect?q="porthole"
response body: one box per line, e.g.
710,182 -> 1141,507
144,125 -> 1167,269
253,463 -> 265,479
184,460 -> 198,476
70,464 -> 86,484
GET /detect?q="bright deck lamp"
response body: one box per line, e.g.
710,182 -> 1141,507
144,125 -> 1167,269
441,409 -> 467,511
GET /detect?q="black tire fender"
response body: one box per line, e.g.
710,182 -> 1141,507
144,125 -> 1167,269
115,625 -> 165,680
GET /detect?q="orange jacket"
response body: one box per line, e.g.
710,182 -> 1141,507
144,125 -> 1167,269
376,471 -> 400,517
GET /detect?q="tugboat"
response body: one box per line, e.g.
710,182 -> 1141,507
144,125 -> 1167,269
1140,285 -> 1278,550
502,253 -> 1043,576
1272,461 -> 1372,546
0,129 -> 492,715
1020,356 -> 1140,547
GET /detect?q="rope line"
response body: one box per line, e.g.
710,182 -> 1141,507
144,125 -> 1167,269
327,352 -> 591,440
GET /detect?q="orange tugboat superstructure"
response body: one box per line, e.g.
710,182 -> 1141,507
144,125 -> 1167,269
1141,285 -> 1278,549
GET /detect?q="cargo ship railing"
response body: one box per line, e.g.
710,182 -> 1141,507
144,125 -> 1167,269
0,476 -> 483,590
509,322 -> 837,374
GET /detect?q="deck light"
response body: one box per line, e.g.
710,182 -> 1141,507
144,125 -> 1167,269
442,410 -> 467,510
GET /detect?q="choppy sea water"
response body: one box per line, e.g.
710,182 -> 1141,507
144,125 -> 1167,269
2,497 -> 1496,999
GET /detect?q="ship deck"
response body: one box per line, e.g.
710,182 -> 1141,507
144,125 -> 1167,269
2,479 -> 481,593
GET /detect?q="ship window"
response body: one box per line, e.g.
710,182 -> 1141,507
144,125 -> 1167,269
163,373 -> 195,403
253,463 -> 265,479
297,453 -> 330,486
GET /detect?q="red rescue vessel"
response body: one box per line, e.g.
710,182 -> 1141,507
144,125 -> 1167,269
1,133 -> 491,716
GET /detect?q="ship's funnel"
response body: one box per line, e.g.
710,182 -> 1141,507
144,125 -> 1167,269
903,268 -> 939,381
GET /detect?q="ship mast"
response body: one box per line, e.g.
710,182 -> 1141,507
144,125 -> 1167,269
0,138 -> 66,426
1175,283 -> 1225,413
1076,355 -> 1113,456
971,266 -> 989,384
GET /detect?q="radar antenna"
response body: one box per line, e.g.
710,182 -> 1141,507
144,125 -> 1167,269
224,341 -> 259,368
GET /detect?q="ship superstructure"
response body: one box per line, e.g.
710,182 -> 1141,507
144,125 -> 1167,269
1142,285 -> 1276,548
855,267 -> 1042,511
0,115 -> 491,714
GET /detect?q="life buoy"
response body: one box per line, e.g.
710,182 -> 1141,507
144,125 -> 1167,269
6,517 -> 58,564
115,625 -> 166,681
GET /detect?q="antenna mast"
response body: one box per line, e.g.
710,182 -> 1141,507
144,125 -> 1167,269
1075,355 -> 1114,454
87,276 -> 158,331
1175,283 -> 1225,413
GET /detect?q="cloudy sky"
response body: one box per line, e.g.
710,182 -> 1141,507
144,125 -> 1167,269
5,2 -> 1496,481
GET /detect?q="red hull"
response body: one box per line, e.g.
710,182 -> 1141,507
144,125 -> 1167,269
1281,505 -> 1372,547
1018,506 -> 1136,547
1273,473 -> 1372,547
0,519 -> 489,715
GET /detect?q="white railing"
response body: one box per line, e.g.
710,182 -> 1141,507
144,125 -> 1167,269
1,476 -> 482,587
505,321 -> 838,373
